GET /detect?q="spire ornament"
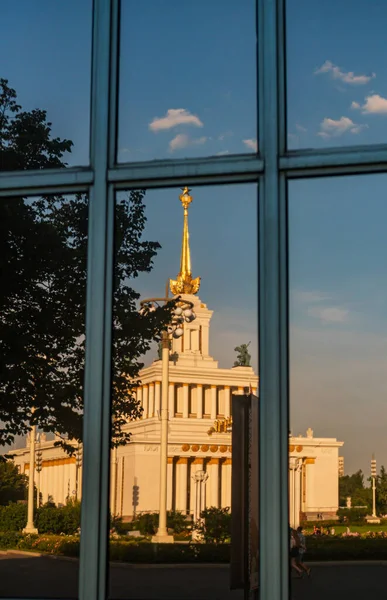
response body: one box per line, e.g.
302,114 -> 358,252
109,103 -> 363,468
169,187 -> 201,295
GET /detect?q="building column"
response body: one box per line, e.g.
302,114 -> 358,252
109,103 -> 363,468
167,458 -> 173,511
237,386 -> 244,395
148,383 -> 155,418
289,466 -> 295,527
305,458 -> 315,516
136,386 -> 142,413
183,384 -> 189,419
224,386 -> 231,418
252,387 -> 257,396
211,386 -> 217,420
183,327 -> 191,352
142,384 -> 149,419
154,382 -> 161,417
168,383 -> 175,418
294,464 -> 302,528
201,324 -> 209,356
197,385 -> 203,419
208,458 -> 220,508
221,458 -> 232,508
176,458 -> 188,513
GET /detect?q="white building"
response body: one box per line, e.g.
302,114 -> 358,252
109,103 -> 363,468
10,189 -> 343,528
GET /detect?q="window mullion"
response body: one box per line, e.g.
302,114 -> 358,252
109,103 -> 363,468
258,1 -> 289,600
79,1 -> 114,600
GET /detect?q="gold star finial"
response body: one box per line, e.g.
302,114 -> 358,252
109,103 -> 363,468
169,187 -> 200,295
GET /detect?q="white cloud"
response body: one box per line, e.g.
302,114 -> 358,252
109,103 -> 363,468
315,60 -> 375,85
357,94 -> 387,114
216,150 -> 230,156
295,123 -> 307,133
149,108 -> 203,132
243,138 -> 258,151
317,116 -> 367,138
292,290 -> 331,304
308,306 -> 349,324
169,134 -> 207,152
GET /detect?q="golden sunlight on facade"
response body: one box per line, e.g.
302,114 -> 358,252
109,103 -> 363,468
10,188 -> 343,529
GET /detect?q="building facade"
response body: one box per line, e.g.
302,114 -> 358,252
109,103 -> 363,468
10,189 -> 343,528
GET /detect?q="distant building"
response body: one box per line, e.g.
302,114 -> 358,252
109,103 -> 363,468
9,188 -> 344,529
338,456 -> 344,477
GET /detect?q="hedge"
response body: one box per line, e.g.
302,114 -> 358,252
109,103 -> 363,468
305,536 -> 387,560
0,501 -> 81,535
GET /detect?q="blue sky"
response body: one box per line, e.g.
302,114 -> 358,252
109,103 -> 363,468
3,1 -> 387,474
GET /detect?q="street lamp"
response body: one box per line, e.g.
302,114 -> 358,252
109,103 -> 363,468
35,438 -> 42,509
140,293 -> 196,543
371,454 -> 377,518
23,411 -> 38,534
192,469 -> 209,522
75,443 -> 82,501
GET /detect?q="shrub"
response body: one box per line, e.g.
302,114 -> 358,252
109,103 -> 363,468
112,519 -> 133,536
193,506 -> 231,544
36,499 -> 81,535
132,512 -> 159,536
0,503 -> 27,531
131,511 -> 190,536
167,511 -> 189,534
0,531 -> 22,548
337,508 -> 368,524
109,541 -> 230,563
306,535 -> 387,560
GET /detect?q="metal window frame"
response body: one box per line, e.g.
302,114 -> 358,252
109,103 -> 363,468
1,1 -> 387,599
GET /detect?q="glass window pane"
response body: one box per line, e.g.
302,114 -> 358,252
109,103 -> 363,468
0,192 -> 88,598
117,1 -> 257,163
287,0 -> 387,149
0,0 -> 92,171
289,175 -> 387,596
108,184 -> 259,599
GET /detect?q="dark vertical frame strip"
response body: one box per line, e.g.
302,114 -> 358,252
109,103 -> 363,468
258,1 -> 289,600
79,1 -> 114,600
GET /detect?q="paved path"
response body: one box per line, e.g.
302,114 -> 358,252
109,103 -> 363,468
1,554 -> 387,599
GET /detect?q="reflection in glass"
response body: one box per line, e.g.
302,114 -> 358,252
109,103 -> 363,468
0,1 -> 92,170
117,1 -> 257,163
108,185 -> 258,599
0,193 -> 88,598
289,175 -> 387,595
287,0 -> 387,149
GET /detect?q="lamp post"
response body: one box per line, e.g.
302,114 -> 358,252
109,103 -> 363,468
23,415 -> 38,534
35,437 -> 42,509
140,293 -> 196,543
75,443 -> 82,501
371,454 -> 377,518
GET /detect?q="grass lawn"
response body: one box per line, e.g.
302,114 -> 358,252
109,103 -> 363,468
304,524 -> 387,535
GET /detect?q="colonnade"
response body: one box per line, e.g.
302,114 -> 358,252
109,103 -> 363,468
137,383 -> 258,420
166,455 -> 232,514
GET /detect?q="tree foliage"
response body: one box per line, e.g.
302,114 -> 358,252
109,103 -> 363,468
0,457 -> 28,505
0,78 -> 172,450
339,470 -> 371,509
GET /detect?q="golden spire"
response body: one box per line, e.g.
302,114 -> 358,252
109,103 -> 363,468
169,187 -> 201,295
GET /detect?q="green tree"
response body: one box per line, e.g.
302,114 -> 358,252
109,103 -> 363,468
339,470 -> 371,510
0,457 -> 28,505
376,465 -> 387,515
0,78 -> 172,450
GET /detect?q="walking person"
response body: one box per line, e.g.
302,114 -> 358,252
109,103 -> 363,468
296,526 -> 311,577
290,528 -> 303,578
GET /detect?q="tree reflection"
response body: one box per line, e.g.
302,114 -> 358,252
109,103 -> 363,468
0,80 -> 171,451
